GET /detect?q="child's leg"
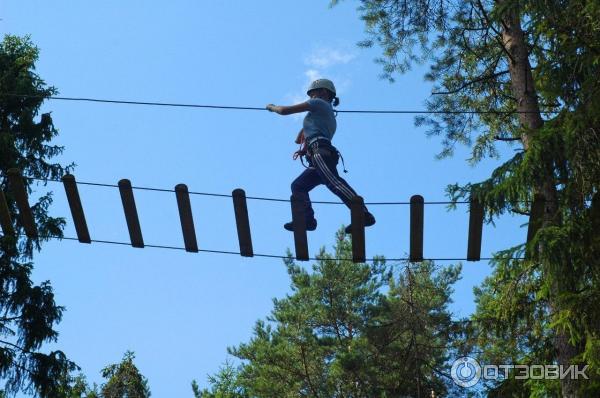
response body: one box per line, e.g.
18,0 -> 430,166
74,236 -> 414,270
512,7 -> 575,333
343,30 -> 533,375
311,150 -> 366,212
311,148 -> 375,234
291,167 -> 322,221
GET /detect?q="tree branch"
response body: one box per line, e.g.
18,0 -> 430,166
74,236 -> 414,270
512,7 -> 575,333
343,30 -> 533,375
0,339 -> 28,354
509,208 -> 530,216
494,135 -> 522,141
299,344 -> 320,398
432,70 -> 509,95
0,316 -> 23,323
476,0 -> 517,64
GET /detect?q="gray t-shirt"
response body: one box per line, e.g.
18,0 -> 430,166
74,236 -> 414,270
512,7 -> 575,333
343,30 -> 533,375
303,98 -> 336,142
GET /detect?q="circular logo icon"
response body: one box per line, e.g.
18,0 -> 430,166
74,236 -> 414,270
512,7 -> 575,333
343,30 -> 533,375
451,356 -> 481,388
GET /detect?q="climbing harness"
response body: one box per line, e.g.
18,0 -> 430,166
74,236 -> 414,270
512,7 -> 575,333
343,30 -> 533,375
297,138 -> 348,173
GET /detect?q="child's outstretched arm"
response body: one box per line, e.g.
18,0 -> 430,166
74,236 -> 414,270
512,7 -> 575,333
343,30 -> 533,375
266,102 -> 310,115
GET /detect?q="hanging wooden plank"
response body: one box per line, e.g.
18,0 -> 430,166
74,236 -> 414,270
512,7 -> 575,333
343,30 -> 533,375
232,189 -> 253,257
0,190 -> 14,236
351,196 -> 366,263
62,174 -> 91,243
175,184 -> 198,253
118,179 -> 144,248
410,195 -> 424,262
290,193 -> 308,261
7,168 -> 37,238
467,197 -> 484,261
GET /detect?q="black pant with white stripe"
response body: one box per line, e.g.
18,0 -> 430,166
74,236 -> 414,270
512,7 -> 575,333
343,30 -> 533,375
291,140 -> 368,221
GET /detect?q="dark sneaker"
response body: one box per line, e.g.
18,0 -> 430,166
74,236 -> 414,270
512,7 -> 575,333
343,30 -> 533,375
284,218 -> 317,232
344,213 -> 376,234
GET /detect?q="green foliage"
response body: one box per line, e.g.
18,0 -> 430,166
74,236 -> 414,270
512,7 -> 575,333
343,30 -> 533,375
99,351 -> 150,398
48,352 -> 150,398
192,361 -> 248,398
200,229 -> 462,397
333,0 -> 600,395
51,373 -> 99,398
0,34 -> 77,397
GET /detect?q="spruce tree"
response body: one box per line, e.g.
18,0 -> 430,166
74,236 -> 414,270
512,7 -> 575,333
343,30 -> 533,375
0,34 -> 76,396
99,352 -> 150,398
332,1 -> 600,396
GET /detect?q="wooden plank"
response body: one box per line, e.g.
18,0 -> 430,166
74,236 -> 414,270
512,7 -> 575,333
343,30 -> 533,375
175,184 -> 198,253
7,168 -> 37,238
62,174 -> 91,243
351,196 -> 366,263
118,179 -> 144,248
410,195 -> 424,262
290,194 -> 308,261
467,197 -> 484,261
0,190 -> 14,236
232,189 -> 253,257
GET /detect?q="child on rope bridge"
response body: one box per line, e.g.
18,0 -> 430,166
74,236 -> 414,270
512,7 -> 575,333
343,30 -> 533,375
266,78 -> 375,234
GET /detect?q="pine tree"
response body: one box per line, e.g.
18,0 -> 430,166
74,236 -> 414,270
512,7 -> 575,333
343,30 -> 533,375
192,361 -> 248,398
332,1 -> 600,396
201,229 -> 462,397
0,34 -> 77,396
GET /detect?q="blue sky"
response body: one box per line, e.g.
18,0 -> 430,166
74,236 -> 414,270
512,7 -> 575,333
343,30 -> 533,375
3,1 -> 527,396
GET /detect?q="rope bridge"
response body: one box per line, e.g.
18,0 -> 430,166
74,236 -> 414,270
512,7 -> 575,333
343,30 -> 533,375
0,168 -> 542,263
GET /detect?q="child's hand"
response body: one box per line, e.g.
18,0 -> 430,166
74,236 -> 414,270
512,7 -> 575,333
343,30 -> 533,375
266,104 -> 281,114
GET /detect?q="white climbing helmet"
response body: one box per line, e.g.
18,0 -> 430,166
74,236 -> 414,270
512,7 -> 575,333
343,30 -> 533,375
307,79 -> 336,96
